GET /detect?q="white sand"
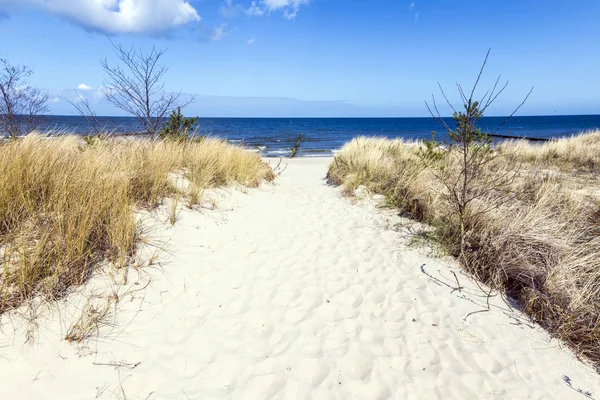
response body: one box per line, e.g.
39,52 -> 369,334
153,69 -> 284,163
1,157 -> 599,399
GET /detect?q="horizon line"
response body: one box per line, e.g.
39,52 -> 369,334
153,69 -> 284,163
41,113 -> 600,119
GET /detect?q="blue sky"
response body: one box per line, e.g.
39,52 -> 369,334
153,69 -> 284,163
0,0 -> 599,117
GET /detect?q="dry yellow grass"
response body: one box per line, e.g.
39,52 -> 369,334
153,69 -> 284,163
328,138 -> 423,197
0,134 -> 274,312
497,130 -> 600,172
327,137 -> 442,222
328,132 -> 600,367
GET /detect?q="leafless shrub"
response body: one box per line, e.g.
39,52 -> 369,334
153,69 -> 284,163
423,49 -> 533,259
101,40 -> 194,136
60,91 -> 107,136
0,58 -> 49,139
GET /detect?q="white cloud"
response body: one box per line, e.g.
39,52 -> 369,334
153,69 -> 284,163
211,23 -> 230,41
414,11 -> 420,22
77,83 -> 93,91
247,37 -> 255,45
245,1 -> 264,16
263,0 -> 311,10
283,8 -> 297,19
0,0 -> 200,34
409,2 -> 415,11
246,0 -> 310,19
220,0 -> 243,18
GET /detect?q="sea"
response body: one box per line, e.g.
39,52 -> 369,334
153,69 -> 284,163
34,115 -> 600,157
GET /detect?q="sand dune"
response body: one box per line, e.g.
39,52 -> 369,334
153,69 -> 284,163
1,157 -> 598,399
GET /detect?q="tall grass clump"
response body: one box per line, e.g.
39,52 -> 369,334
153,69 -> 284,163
327,138 -> 439,221
0,135 -> 273,312
328,133 -> 600,367
497,130 -> 600,173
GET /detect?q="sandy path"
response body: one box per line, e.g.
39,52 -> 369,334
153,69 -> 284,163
1,158 -> 599,399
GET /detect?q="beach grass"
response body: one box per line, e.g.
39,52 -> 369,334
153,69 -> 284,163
0,134 -> 274,313
328,131 -> 600,366
497,130 -> 600,172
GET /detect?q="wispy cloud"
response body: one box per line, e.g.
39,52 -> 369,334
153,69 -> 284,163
283,8 -> 298,20
409,1 -> 420,22
211,23 -> 231,41
220,0 -> 244,18
246,0 -> 310,19
0,0 -> 200,34
245,1 -> 265,16
247,37 -> 256,45
77,83 -> 92,91
262,0 -> 311,10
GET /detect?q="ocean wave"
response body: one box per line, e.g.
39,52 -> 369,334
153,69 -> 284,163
301,152 -> 334,157
265,149 -> 292,157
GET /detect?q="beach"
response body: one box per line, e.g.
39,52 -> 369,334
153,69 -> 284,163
1,157 -> 598,399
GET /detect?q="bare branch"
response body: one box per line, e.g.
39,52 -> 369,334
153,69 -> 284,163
425,95 -> 453,134
457,83 -> 468,106
101,40 -> 195,136
438,82 -> 457,114
423,49 -> 531,261
60,91 -> 107,136
469,48 -> 491,101
492,87 -> 534,134
480,79 -> 509,114
480,74 -> 502,108
0,58 -> 49,139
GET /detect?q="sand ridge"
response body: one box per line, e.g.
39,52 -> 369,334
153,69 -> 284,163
1,157 -> 599,399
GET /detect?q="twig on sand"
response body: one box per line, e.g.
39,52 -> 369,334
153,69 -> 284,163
118,368 -> 127,400
95,383 -> 111,399
95,383 -> 109,399
451,271 -> 463,293
272,158 -> 288,177
420,264 -> 464,295
93,361 -> 141,370
563,375 -> 595,399
464,286 -> 493,321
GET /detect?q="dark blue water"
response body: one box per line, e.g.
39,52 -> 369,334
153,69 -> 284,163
36,115 -> 600,157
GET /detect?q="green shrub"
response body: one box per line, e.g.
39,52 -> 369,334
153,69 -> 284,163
158,107 -> 199,141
